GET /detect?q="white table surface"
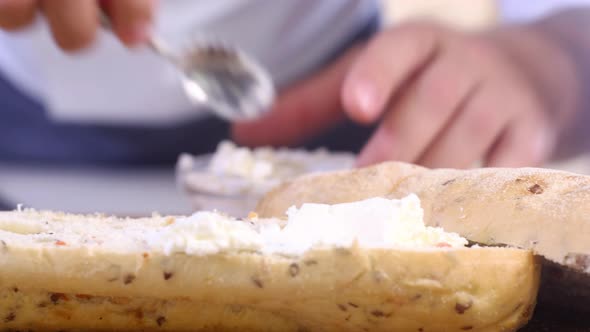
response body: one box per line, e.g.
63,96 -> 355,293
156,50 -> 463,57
0,163 -> 192,216
1,154 -> 589,217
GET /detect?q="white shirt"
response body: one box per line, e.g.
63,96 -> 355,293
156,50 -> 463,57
499,0 -> 590,23
0,0 -> 379,126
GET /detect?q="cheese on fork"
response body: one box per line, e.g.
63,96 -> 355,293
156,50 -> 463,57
148,194 -> 468,257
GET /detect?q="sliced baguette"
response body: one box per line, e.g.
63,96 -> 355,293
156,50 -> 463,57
0,209 -> 539,332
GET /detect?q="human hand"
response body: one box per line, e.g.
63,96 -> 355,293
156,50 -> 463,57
232,22 -> 578,169
0,0 -> 156,51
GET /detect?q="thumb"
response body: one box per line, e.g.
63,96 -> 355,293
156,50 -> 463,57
231,46 -> 362,147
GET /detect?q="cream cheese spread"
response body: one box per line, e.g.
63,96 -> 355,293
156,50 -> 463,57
148,194 -> 468,257
206,141 -> 277,182
180,140 -> 356,192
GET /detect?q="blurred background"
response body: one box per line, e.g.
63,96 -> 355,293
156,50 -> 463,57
382,0 -> 498,29
0,0 -> 588,217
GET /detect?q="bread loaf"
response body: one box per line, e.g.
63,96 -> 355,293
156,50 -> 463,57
0,199 -> 539,332
256,161 -> 590,315
257,161 -> 590,271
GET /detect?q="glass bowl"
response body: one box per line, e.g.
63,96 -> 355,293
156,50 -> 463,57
175,141 -> 355,217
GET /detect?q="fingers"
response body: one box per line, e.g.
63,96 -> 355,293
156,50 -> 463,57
100,0 -> 156,46
341,24 -> 444,124
485,112 -> 555,168
356,53 -> 479,167
417,85 -> 511,168
2,0 -> 157,51
231,47 -> 362,148
0,0 -> 37,31
41,0 -> 100,51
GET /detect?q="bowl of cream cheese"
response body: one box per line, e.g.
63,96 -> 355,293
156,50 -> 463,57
176,140 -> 355,217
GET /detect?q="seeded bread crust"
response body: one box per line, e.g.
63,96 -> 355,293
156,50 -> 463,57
0,210 -> 539,332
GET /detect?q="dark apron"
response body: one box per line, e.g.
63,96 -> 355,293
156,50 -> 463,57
0,14 -> 380,167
